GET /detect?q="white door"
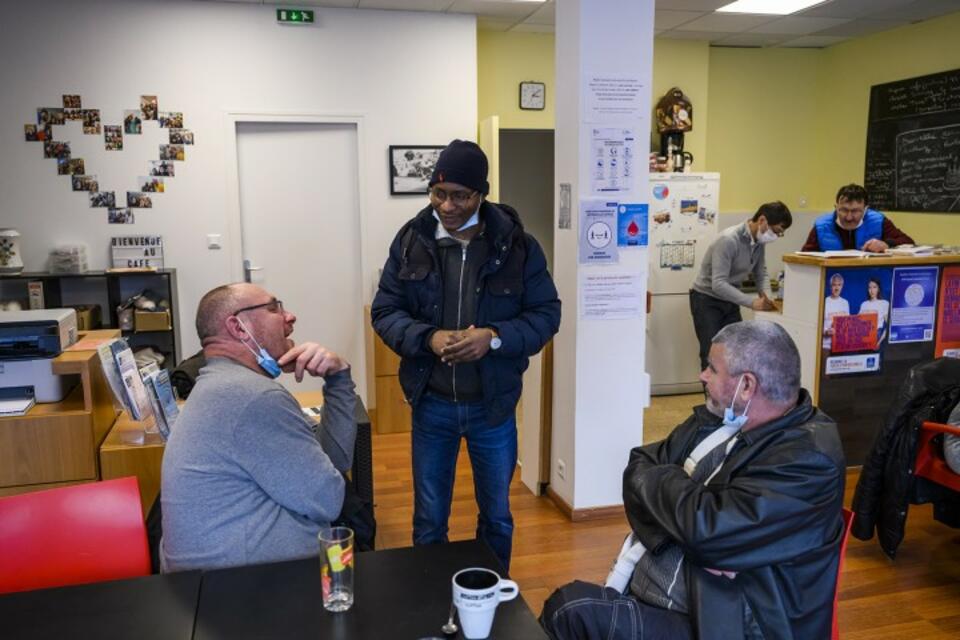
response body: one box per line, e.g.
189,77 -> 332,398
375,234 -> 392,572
235,122 -> 364,397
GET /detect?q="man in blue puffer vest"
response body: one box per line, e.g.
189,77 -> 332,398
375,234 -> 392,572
372,139 -> 561,570
801,184 -> 914,252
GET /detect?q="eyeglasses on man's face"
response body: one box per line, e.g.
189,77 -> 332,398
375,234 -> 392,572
429,187 -> 478,206
233,298 -> 284,316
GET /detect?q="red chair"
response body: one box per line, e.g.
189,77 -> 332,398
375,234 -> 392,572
832,508 -> 855,640
0,476 -> 151,594
915,421 -> 960,492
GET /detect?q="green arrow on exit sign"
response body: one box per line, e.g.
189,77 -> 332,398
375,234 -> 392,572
276,8 -> 315,24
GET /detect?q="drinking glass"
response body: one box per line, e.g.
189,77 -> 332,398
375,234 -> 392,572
318,526 -> 354,612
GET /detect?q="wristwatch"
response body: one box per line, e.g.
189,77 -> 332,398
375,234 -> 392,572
488,328 -> 502,351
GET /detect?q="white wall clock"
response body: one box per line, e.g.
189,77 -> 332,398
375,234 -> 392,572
519,81 -> 546,111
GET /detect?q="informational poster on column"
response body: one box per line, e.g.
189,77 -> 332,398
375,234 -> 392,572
889,266 -> 939,343
935,265 -> 960,358
579,200 -> 618,264
579,270 -> 644,319
590,127 -> 637,194
584,74 -> 644,122
617,203 -> 648,247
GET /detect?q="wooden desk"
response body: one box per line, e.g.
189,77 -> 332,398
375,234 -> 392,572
765,254 -> 960,464
0,330 -> 120,497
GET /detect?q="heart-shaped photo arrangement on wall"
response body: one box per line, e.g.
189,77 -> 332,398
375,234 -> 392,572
24,94 -> 195,225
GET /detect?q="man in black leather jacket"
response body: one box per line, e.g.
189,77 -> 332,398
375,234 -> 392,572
541,320 -> 846,640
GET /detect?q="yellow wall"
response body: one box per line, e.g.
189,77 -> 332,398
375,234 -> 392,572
813,12 -> 960,243
477,12 -> 960,243
706,47 -> 821,212
651,40 -> 711,172
477,31 -> 555,130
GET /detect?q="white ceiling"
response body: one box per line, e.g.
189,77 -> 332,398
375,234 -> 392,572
199,0 -> 960,48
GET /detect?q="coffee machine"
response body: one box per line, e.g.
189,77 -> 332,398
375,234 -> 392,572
660,131 -> 694,172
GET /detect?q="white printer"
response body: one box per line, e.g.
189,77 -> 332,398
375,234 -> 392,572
0,309 -> 80,402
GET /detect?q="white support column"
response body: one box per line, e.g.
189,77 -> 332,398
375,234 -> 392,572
551,0 -> 655,512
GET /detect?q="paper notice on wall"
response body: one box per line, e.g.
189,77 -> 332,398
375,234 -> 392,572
590,127 -> 637,194
558,183 -> 572,230
584,75 -> 644,122
579,200 -> 618,264
579,270 -> 645,320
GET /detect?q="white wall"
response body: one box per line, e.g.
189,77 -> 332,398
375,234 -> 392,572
0,0 -> 477,404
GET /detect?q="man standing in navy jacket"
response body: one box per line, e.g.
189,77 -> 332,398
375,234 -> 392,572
801,183 -> 914,253
371,140 -> 560,569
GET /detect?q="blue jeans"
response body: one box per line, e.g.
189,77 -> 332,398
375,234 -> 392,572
411,393 -> 518,570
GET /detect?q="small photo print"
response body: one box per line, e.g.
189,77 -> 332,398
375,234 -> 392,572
44,140 -> 71,159
149,160 -> 175,177
58,158 -> 86,175
169,129 -> 194,145
82,109 -> 101,135
158,112 -> 183,128
159,144 -> 185,161
25,124 -> 53,141
141,95 -> 158,120
64,109 -> 84,121
104,125 -> 123,151
63,94 -> 81,109
108,208 -> 135,224
124,110 -> 142,134
72,175 -> 98,192
139,176 -> 165,193
38,108 -> 66,126
127,192 -> 153,208
89,191 -> 116,208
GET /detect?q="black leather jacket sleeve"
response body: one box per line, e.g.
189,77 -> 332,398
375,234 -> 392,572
624,413 -> 844,572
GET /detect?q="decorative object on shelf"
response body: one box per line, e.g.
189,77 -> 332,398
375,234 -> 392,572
23,94 -> 193,223
655,87 -> 694,173
0,229 -> 24,274
519,81 -> 546,111
48,244 -> 88,274
388,145 -> 443,195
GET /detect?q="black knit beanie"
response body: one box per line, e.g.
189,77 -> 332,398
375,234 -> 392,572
428,139 -> 490,195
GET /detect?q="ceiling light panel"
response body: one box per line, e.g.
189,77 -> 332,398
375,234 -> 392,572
717,0 -> 830,15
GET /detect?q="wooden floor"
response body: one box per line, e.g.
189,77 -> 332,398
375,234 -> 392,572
372,431 -> 960,638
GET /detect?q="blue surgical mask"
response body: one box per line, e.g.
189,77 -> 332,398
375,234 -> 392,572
235,317 -> 283,379
722,374 -> 752,429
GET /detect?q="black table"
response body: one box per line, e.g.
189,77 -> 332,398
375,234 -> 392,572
0,571 -> 201,640
193,540 -> 548,640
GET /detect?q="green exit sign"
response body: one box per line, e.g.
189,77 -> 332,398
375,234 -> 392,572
276,8 -> 314,25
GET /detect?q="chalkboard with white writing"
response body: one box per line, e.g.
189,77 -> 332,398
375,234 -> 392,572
864,68 -> 960,213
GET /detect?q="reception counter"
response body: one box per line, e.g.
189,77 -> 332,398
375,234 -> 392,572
758,253 -> 960,464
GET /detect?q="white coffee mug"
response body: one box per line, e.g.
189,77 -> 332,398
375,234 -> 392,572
452,567 -> 519,640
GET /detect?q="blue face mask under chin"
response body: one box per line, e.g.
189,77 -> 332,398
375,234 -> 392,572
723,374 -> 752,429
236,317 -> 283,379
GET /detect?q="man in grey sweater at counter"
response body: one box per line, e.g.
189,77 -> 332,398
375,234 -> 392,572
160,283 -> 356,572
689,201 -> 792,371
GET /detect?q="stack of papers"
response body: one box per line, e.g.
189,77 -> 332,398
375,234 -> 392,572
886,245 -> 934,256
0,396 -> 35,417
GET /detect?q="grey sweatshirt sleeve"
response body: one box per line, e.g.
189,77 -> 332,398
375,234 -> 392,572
945,402 -> 960,474
233,389 -> 345,524
316,367 -> 357,473
709,237 -> 755,307
752,246 -> 770,297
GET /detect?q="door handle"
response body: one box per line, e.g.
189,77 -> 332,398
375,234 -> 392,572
243,259 -> 264,283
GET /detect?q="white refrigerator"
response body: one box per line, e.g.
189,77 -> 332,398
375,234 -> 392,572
646,173 -> 721,395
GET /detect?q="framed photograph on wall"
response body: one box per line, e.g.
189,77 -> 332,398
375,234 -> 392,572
389,145 -> 443,195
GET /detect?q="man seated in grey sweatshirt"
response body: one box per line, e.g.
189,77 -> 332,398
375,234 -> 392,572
160,283 -> 356,572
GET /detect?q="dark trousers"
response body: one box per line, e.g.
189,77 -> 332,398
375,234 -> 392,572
689,289 -> 742,371
540,581 -> 693,640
